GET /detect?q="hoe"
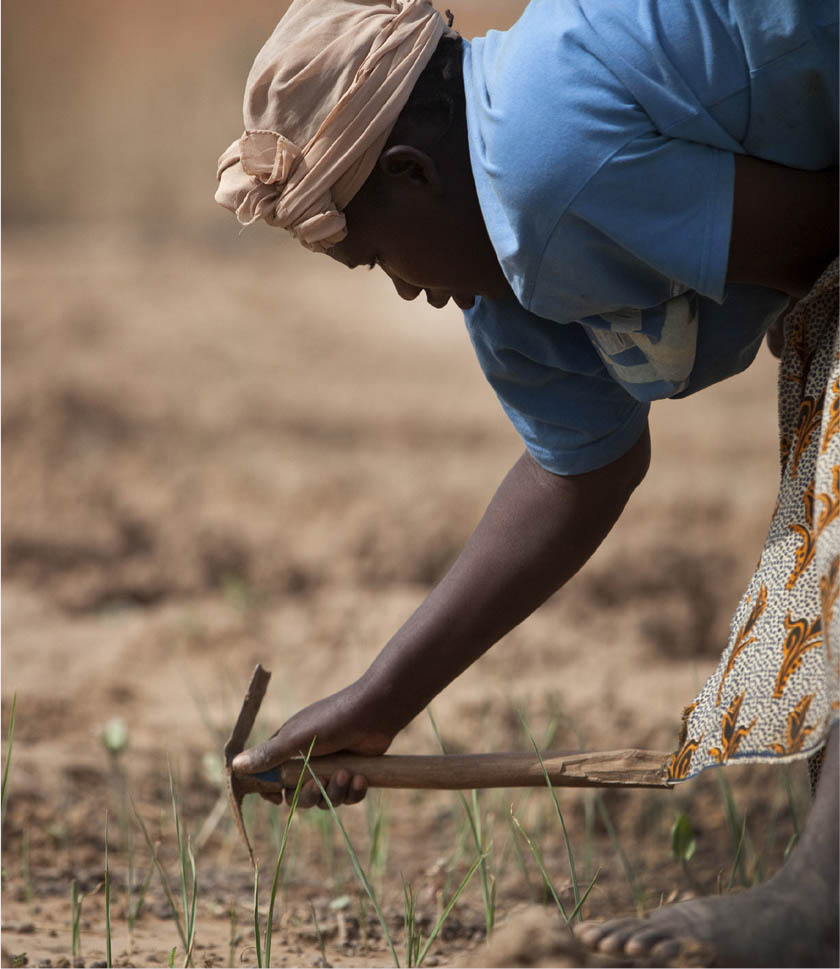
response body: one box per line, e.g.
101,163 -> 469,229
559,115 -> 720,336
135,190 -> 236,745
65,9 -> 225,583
225,665 -> 672,864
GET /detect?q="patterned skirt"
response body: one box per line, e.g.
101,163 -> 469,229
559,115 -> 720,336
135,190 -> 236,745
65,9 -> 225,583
668,260 -> 840,784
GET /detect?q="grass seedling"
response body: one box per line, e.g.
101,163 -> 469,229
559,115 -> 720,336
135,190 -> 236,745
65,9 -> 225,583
509,806 -> 564,914
132,767 -> 198,968
105,812 -> 113,968
309,902 -> 330,968
69,877 -> 102,967
427,709 -> 496,937
780,764 -> 801,858
305,768 -> 400,966
504,811 -> 540,901
255,741 -> 314,969
366,791 -> 390,896
521,719 -> 585,919
2,692 -> 18,833
70,879 -> 82,967
126,832 -> 155,935
170,767 -> 198,966
715,768 -> 752,887
401,856 -> 486,968
670,811 -> 697,887
253,865 -> 263,969
726,813 -> 749,892
509,806 -> 598,923
594,792 -> 646,913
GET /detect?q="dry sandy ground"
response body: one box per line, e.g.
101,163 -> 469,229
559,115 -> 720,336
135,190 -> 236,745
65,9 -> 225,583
1,225 -> 812,967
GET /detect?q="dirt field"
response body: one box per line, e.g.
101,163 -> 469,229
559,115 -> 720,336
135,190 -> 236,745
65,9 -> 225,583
1,3 -> 815,967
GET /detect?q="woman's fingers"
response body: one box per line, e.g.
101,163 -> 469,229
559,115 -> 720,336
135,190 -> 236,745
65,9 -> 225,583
271,770 -> 369,809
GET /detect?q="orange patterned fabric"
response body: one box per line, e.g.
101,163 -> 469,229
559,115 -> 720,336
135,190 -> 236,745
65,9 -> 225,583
668,260 -> 840,783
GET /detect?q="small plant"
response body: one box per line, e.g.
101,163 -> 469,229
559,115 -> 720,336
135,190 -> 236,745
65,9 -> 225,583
309,901 -> 331,968
670,811 -> 697,884
715,768 -> 752,887
509,807 -> 597,922
70,877 -> 102,968
132,766 -> 198,968
70,879 -> 82,967
401,857 -> 486,969
594,792 -> 646,913
427,709 -> 496,937
102,717 -> 129,762
2,692 -> 18,833
105,813 -> 113,968
365,791 -> 390,896
522,722 -> 585,919
254,741 -> 314,969
305,766 -> 400,967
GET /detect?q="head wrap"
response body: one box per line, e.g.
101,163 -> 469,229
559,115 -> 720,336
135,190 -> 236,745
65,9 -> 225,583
215,0 -> 448,252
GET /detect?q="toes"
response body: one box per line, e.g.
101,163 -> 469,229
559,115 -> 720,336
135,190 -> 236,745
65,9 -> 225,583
624,927 -> 682,961
577,917 -> 690,962
575,918 -> 641,953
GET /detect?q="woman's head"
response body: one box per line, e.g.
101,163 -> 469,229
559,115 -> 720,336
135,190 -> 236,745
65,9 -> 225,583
216,0 -> 449,250
216,0 -> 509,307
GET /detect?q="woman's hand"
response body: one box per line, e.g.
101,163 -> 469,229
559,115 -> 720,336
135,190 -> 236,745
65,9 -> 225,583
232,678 -> 396,809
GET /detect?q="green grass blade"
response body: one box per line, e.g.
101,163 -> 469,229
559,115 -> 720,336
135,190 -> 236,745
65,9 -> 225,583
184,837 -> 198,968
780,764 -> 801,847
427,709 -> 495,936
594,793 -> 645,913
726,813 -> 748,892
71,879 -> 81,966
105,813 -> 112,968
416,851 -> 486,967
167,765 -> 192,966
131,798 -> 189,954
566,867 -> 601,923
402,876 -> 418,967
253,864 -> 263,969
509,809 -> 569,921
264,741 -> 315,968
715,768 -> 750,886
2,693 -> 17,828
522,724 -> 582,918
306,767 -> 401,968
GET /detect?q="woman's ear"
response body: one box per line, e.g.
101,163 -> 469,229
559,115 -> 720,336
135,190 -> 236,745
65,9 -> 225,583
378,145 -> 442,192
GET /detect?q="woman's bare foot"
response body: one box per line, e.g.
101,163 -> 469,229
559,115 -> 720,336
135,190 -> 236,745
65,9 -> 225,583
575,724 -> 838,967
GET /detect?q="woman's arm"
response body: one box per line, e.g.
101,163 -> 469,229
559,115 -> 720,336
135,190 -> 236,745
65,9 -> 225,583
727,156 -> 838,297
233,427 -> 650,805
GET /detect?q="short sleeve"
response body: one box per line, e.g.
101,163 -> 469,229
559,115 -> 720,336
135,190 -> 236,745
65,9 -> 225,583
464,294 -> 650,476
527,135 -> 735,323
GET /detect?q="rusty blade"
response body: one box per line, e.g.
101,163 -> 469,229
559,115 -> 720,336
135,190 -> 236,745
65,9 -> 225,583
224,663 -> 271,868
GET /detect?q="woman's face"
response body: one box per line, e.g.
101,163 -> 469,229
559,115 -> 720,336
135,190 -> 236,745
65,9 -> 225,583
327,144 -> 511,310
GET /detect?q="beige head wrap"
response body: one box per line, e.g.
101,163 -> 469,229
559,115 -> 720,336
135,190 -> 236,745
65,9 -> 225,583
216,0 -> 448,252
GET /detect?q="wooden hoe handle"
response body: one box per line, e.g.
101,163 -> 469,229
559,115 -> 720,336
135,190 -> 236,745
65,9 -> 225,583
239,747 -> 672,793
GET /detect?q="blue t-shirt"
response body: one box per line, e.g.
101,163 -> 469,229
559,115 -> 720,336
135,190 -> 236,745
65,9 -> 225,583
462,0 -> 838,475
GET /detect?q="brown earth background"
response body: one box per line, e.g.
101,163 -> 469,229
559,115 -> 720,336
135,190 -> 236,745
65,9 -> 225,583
1,2 -> 813,967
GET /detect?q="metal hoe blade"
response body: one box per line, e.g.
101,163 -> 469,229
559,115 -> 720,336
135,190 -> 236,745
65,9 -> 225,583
224,663 -> 272,868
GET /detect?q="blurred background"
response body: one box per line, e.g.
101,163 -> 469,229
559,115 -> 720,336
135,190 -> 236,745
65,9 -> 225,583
3,0 -> 524,236
1,3 -> 793,966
